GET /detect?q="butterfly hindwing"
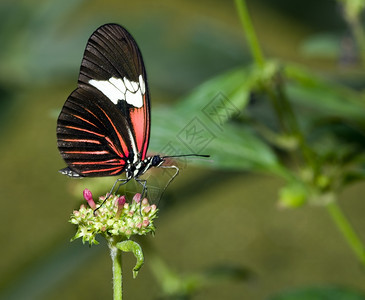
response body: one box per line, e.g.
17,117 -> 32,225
57,85 -> 134,176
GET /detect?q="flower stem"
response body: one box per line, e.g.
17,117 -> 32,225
234,0 -> 265,68
110,244 -> 123,300
326,201 -> 365,266
349,16 -> 365,66
338,0 -> 365,67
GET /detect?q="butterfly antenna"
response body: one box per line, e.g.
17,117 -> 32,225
162,154 -> 210,159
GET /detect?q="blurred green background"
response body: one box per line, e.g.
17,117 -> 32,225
1,0 -> 365,299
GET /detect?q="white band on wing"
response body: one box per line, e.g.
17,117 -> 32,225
89,75 -> 145,108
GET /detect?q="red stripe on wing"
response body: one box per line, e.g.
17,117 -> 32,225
105,136 -> 124,158
64,150 -> 109,155
97,104 -> 130,158
71,113 -> 99,128
61,138 -> 101,144
64,125 -> 105,137
81,166 -> 124,174
72,159 -> 123,165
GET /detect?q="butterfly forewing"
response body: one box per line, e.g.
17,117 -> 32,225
57,24 -> 151,177
79,24 -> 150,160
79,25 -> 143,84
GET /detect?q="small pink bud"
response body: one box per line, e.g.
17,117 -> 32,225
133,193 -> 141,203
83,189 -> 96,209
73,210 -> 80,216
142,219 -> 150,227
115,195 -> 126,207
83,189 -> 93,201
142,198 -> 148,205
136,223 -> 142,229
143,206 -> 151,213
151,204 -> 157,212
115,196 -> 126,218
101,226 -> 106,232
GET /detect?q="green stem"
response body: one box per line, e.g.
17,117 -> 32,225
348,15 -> 365,67
110,244 -> 123,300
275,82 -> 318,173
261,77 -> 318,176
234,0 -> 317,172
338,0 -> 365,67
326,201 -> 365,266
234,0 -> 265,67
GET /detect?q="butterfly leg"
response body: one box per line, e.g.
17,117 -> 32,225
135,178 -> 148,200
133,178 -> 147,216
93,178 -> 129,214
114,178 -> 130,195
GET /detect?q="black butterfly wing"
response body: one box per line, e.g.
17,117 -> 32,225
78,23 -> 150,160
57,24 -> 151,177
57,85 -> 134,177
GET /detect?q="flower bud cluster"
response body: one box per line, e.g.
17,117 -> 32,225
70,190 -> 158,245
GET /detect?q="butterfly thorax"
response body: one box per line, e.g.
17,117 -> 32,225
125,155 -> 164,180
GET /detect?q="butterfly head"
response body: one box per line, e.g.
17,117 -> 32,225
151,155 -> 164,167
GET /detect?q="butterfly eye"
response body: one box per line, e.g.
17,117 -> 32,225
151,155 -> 164,167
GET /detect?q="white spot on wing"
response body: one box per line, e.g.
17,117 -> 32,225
139,75 -> 146,95
123,77 -> 134,91
131,81 -> 139,91
109,77 -> 126,94
125,89 -> 143,108
89,79 -> 124,104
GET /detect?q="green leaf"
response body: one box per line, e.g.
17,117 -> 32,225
175,61 -> 281,122
150,106 -> 290,178
175,67 -> 252,119
116,240 -> 144,278
150,63 -> 293,178
202,123 -> 285,175
284,64 -> 365,122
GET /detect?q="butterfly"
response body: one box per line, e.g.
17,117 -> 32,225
57,23 -> 208,197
